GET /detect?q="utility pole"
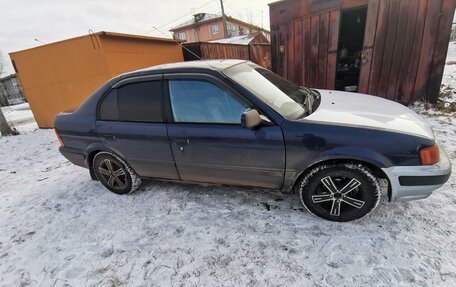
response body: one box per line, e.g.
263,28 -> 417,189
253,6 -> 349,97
220,0 -> 228,38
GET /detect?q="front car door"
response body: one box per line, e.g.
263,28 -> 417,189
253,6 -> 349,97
165,74 -> 285,189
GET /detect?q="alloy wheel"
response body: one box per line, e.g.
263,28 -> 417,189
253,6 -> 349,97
97,159 -> 127,189
311,176 -> 365,217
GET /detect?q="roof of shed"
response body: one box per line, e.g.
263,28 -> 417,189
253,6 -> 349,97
10,31 -> 175,54
209,34 -> 257,45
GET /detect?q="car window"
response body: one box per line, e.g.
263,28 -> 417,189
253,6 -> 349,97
118,81 -> 164,122
99,89 -> 119,121
168,80 -> 247,124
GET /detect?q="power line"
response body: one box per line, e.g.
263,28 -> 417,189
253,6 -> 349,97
142,0 -> 219,35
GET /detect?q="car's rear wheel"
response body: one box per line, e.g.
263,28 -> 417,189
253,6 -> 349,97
93,152 -> 142,195
299,163 -> 381,222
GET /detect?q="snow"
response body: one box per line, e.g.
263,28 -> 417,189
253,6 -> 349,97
1,102 -> 38,133
0,48 -> 456,287
209,35 -> 256,45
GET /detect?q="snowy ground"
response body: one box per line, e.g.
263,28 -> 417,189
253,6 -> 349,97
1,51 -> 456,287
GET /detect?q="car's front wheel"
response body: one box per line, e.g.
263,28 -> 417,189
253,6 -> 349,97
93,151 -> 142,195
299,163 -> 381,222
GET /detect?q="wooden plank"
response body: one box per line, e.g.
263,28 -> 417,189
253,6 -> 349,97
269,0 -> 309,28
249,45 -> 272,69
326,10 -> 340,89
302,18 -> 312,86
426,0 -> 456,102
309,15 -> 320,88
270,28 -> 279,73
278,24 -> 289,77
377,0 -> 400,98
413,0 -> 444,100
310,0 -> 341,14
317,12 -> 329,88
394,0 -> 419,103
358,0 -> 380,93
368,0 -> 390,95
293,20 -> 303,85
287,21 -> 295,83
402,0 -> 428,103
386,0 -> 411,100
200,43 -> 249,60
343,0 -> 368,9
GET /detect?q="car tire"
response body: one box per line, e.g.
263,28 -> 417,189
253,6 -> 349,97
299,163 -> 381,222
93,151 -> 142,195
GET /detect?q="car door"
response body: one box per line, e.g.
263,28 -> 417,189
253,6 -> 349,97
96,75 -> 180,180
165,74 -> 285,189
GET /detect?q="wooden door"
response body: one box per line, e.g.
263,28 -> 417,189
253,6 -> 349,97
358,0 -> 456,103
272,9 -> 341,89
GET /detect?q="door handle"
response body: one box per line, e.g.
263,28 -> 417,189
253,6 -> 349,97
174,138 -> 189,145
104,134 -> 116,141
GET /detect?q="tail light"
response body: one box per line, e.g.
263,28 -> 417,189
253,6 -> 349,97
419,145 -> 439,165
54,129 -> 64,146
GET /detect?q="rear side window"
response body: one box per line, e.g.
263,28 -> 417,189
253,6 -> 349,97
99,90 -> 119,121
99,80 -> 164,122
118,81 -> 164,122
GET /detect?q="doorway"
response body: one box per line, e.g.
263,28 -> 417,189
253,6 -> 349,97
335,7 -> 368,92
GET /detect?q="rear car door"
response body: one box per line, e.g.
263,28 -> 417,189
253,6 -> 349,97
165,74 -> 285,189
96,75 -> 179,180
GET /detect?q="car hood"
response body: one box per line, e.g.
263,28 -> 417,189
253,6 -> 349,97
303,90 -> 435,140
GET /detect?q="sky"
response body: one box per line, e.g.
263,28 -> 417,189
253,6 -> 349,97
0,0 -> 276,75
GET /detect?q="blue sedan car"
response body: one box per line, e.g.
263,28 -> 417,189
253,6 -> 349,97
54,60 -> 451,222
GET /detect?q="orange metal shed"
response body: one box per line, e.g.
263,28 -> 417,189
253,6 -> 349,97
9,31 -> 184,128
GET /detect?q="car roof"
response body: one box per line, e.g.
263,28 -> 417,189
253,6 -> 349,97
122,59 -> 249,78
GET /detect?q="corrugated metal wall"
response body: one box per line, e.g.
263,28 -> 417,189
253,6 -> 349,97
10,33 -> 183,128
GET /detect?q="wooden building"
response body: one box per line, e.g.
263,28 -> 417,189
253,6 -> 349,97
183,33 -> 272,69
170,13 -> 270,43
0,74 -> 25,107
269,0 -> 456,103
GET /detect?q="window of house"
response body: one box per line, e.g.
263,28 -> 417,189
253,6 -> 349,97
226,23 -> 237,37
99,81 -> 164,122
211,24 -> 219,35
178,32 -> 186,41
169,80 -> 247,124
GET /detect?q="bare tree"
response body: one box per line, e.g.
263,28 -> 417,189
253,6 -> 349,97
0,51 -> 17,136
0,51 -> 5,77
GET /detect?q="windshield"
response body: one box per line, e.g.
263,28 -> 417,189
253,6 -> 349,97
223,63 -> 312,120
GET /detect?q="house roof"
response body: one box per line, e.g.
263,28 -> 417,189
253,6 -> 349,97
171,13 -> 220,30
170,13 -> 270,33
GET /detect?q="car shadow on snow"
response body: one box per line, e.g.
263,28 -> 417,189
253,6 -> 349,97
123,178 -> 409,224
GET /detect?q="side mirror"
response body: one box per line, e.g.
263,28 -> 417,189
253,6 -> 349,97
241,109 -> 262,129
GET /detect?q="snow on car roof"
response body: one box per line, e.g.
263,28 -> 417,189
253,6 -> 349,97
132,59 -> 248,74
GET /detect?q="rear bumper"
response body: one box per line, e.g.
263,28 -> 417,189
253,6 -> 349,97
59,146 -> 87,168
382,145 -> 452,202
